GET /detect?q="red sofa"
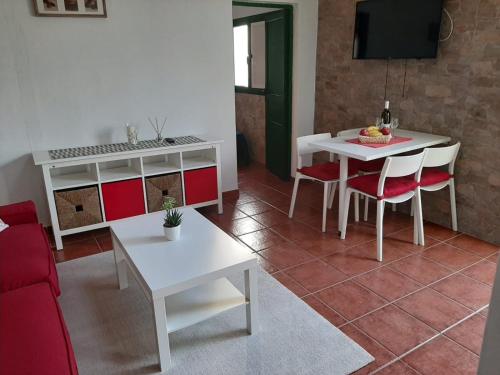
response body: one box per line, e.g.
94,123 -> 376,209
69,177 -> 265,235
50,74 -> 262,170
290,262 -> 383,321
0,201 -> 78,375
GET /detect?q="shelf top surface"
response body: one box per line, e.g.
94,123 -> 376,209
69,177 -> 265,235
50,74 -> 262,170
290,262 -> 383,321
110,208 -> 256,296
33,135 -> 223,165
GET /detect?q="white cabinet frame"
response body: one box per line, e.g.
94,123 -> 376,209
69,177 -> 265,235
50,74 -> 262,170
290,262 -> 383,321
34,139 -> 224,250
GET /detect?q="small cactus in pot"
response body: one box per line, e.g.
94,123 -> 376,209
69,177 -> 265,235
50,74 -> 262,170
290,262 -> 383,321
162,197 -> 182,241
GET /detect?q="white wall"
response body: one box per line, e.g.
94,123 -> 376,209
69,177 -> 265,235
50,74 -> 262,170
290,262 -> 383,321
232,0 -> 319,173
0,0 -> 238,224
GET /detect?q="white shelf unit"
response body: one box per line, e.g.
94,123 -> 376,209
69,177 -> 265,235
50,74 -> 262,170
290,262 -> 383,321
98,158 -> 142,182
49,163 -> 98,189
182,148 -> 217,170
34,139 -> 223,250
143,153 -> 181,176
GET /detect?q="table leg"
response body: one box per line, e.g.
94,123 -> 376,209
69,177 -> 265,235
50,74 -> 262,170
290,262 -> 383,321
338,155 -> 349,233
113,236 -> 128,289
244,267 -> 258,334
153,297 -> 171,373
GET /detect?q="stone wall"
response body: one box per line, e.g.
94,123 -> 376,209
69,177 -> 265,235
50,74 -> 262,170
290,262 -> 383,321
235,93 -> 266,164
314,0 -> 500,244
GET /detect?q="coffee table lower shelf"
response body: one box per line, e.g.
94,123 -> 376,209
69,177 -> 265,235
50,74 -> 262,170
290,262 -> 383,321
165,278 -> 246,333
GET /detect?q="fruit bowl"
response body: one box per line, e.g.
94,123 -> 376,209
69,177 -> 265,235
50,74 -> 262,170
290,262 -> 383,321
358,134 -> 392,144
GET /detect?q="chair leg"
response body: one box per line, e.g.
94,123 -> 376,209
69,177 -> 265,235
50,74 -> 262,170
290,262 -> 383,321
340,189 -> 352,240
322,183 -> 329,233
415,189 -> 425,246
328,182 -> 337,209
410,199 -> 414,217
449,179 -> 458,232
413,197 -> 418,245
364,197 -> 369,221
376,200 -> 385,262
354,193 -> 360,222
289,175 -> 300,218
392,203 -> 397,212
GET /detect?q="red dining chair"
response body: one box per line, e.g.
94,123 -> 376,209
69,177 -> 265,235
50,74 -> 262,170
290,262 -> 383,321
337,129 -> 394,221
340,152 -> 425,261
289,133 -> 359,232
413,142 -> 461,245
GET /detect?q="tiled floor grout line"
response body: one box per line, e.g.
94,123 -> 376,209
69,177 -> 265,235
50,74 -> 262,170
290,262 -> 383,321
343,251 -> 494,330
369,306 -> 489,374
240,178 -> 293,197
242,179 -> 477,250
329,254 -> 493,372
437,239 -> 499,264
276,242 -> 451,325
234,186 -> 423,234
257,224 -> 425,281
243,220 -> 455,295
232,207 -> 397,254
238,223 -> 439,309
298,240 -> 446,301
249,214 -> 496,306
242,172 -> 497,251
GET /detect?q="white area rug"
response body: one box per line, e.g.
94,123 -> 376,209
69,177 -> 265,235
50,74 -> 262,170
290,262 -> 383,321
57,252 -> 373,374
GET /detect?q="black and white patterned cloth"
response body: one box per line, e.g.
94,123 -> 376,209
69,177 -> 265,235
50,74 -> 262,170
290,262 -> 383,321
49,136 -> 205,160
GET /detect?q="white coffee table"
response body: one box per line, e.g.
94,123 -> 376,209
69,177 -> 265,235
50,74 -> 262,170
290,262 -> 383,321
110,208 -> 258,372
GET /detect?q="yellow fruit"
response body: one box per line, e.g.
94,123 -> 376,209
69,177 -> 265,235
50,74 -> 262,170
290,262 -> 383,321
367,126 -> 379,131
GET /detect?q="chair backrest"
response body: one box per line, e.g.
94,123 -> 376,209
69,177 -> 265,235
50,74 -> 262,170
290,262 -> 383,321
378,152 -> 425,197
419,143 -> 461,178
296,133 -> 332,168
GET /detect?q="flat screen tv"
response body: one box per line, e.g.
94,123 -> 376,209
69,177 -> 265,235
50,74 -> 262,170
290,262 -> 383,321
353,0 -> 444,59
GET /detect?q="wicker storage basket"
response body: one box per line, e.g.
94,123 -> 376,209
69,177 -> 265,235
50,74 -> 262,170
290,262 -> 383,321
145,173 -> 183,212
54,186 -> 103,230
358,134 -> 392,144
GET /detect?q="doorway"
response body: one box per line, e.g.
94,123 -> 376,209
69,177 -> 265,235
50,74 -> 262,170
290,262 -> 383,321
232,2 -> 293,180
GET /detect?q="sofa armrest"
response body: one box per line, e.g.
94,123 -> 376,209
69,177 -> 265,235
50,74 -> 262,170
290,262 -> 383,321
0,201 -> 39,226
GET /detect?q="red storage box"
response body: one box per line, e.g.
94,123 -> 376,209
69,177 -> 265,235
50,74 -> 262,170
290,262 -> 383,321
101,179 -> 145,221
184,167 -> 218,205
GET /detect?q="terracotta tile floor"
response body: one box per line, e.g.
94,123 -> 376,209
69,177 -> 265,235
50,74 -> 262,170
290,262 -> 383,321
51,162 -> 499,374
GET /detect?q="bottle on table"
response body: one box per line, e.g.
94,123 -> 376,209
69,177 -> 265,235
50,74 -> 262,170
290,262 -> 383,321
380,101 -> 391,127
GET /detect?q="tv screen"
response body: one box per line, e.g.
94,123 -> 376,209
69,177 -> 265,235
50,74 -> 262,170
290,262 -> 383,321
353,0 -> 444,59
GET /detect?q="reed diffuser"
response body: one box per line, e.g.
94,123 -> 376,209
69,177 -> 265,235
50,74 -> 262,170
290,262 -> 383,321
148,117 -> 167,142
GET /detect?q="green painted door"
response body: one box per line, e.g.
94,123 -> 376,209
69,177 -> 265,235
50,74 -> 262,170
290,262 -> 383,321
265,9 -> 292,180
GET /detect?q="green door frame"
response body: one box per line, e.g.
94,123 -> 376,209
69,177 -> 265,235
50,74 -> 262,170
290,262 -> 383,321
232,1 -> 293,180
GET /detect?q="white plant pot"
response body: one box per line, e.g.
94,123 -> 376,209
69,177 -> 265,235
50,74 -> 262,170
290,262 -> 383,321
163,225 -> 181,241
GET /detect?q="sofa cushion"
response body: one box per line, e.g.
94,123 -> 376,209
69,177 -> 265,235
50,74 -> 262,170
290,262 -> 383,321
0,283 -> 78,375
348,173 -> 418,199
0,200 -> 38,226
0,223 -> 60,295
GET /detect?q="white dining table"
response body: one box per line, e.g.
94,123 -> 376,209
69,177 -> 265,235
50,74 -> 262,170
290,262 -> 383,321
309,129 -> 451,233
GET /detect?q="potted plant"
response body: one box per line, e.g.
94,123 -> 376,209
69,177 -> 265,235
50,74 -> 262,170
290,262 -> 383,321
162,197 -> 182,241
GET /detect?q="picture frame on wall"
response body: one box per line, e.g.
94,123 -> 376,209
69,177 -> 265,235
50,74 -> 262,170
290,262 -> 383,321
33,0 -> 107,17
